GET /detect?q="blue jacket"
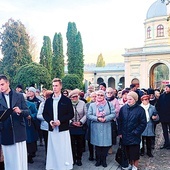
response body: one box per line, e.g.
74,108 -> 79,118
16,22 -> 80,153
118,103 -> 147,145
0,90 -> 29,145
25,100 -> 38,143
141,104 -> 159,137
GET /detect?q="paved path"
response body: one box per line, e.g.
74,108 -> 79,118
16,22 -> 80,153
29,124 -> 170,170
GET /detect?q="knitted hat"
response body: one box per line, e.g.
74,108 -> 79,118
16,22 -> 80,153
28,87 -> 36,94
166,84 -> 170,88
69,89 -> 80,98
99,82 -> 106,88
147,88 -> 154,95
127,91 -> 138,102
141,95 -> 150,101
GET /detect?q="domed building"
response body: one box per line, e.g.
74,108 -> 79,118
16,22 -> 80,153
123,0 -> 170,89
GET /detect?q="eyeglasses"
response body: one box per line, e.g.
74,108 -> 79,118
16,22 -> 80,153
71,96 -> 78,98
106,92 -> 113,94
97,94 -> 104,97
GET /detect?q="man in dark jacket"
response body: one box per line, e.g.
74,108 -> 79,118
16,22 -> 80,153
0,75 -> 29,170
43,78 -> 74,170
156,84 -> 170,149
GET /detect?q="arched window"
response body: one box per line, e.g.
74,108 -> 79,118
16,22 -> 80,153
108,77 -> 115,88
147,26 -> 151,39
157,25 -> 164,37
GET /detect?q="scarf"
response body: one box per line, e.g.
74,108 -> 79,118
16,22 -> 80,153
141,103 -> 150,122
96,99 -> 107,117
106,95 -> 115,102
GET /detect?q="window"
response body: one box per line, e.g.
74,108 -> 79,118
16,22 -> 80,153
147,26 -> 151,39
157,25 -> 164,37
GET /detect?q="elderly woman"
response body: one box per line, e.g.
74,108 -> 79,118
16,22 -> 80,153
69,89 -> 87,166
87,90 -> 115,168
106,87 -> 120,153
118,91 -> 147,170
118,90 -> 129,108
140,95 -> 159,157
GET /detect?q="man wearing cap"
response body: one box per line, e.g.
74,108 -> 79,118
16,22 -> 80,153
118,91 -> 147,170
156,84 -> 170,149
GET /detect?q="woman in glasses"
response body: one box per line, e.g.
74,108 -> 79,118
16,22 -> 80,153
69,89 -> 87,166
140,95 -> 159,157
87,90 -> 115,168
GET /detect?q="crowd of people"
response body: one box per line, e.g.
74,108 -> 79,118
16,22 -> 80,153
0,74 -> 170,170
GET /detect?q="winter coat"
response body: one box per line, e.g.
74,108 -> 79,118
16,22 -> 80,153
0,89 -> 29,145
25,100 -> 38,143
155,92 -> 170,122
141,104 -> 159,137
118,103 -> 147,146
87,101 -> 116,147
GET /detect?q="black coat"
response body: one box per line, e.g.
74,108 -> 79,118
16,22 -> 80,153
0,89 -> 29,145
118,103 -> 147,146
155,92 -> 170,122
43,94 -> 74,132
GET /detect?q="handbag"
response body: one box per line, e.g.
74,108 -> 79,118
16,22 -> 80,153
69,123 -> 87,135
115,139 -> 129,169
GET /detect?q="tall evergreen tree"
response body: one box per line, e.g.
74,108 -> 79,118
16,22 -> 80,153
96,53 -> 105,67
40,36 -> 52,75
52,33 -> 64,79
66,22 -> 84,82
0,18 -> 32,85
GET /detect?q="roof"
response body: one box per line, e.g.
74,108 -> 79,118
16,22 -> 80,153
146,0 -> 167,19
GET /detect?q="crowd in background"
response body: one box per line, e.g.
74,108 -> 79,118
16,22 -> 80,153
1,77 -> 170,170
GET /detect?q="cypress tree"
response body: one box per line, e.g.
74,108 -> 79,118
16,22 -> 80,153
52,33 -> 64,79
66,22 -> 84,82
96,53 -> 105,67
40,36 -> 52,75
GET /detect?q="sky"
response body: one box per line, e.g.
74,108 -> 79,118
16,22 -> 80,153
0,0 -> 159,64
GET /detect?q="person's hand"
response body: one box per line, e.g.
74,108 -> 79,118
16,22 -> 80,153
119,135 -> 122,138
152,115 -> 157,120
72,121 -> 81,127
13,106 -> 22,114
97,117 -> 105,122
50,120 -> 60,129
27,115 -> 31,119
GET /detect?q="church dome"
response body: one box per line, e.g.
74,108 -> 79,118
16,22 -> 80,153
146,0 -> 167,19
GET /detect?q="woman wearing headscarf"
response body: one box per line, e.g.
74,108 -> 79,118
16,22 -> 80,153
118,91 -> 147,170
87,90 -> 115,168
